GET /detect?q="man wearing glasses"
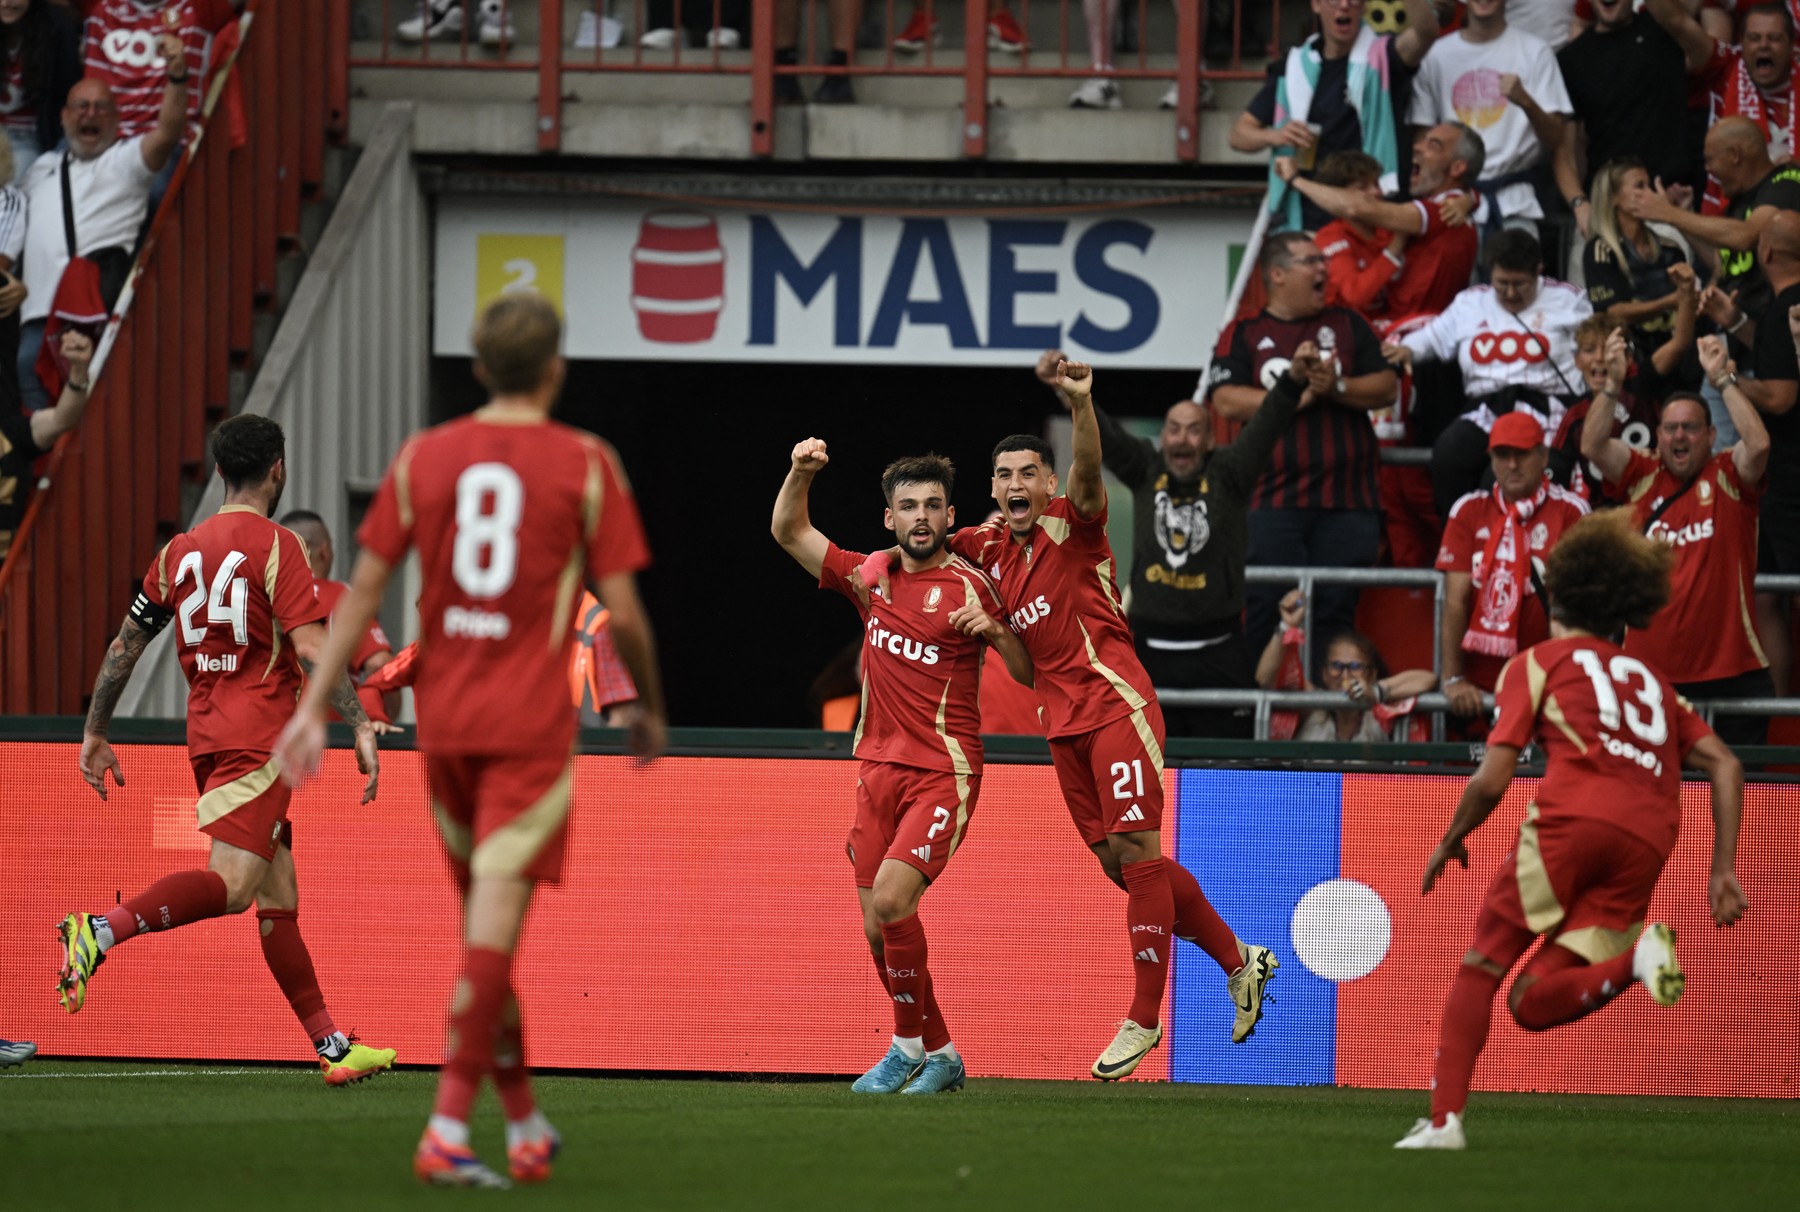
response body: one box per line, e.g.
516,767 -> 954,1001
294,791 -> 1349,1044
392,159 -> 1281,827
1580,330 -> 1775,746
1205,231 -> 1398,655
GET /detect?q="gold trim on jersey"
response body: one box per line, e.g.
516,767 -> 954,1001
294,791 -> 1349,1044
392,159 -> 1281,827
1541,693 -> 1588,754
1096,556 -> 1125,619
935,680 -> 974,780
155,542 -> 173,599
551,547 -> 583,654
473,404 -> 551,427
1716,466 -> 1740,502
1039,514 -> 1071,545
217,504 -> 261,515
1514,804 -> 1564,934
431,796 -> 473,864
394,445 -> 416,530
471,762 -> 573,878
1521,651 -> 1546,714
1738,575 -> 1769,667
1557,923 -> 1642,965
1128,707 -> 1166,774
852,672 -> 870,751
944,769 -> 975,864
195,756 -> 283,830
1078,617 -> 1149,713
264,542 -> 284,680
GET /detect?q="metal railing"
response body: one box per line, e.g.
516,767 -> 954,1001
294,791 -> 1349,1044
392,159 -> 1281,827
1155,568 -> 1800,742
0,0 -> 339,712
345,0 -> 1284,158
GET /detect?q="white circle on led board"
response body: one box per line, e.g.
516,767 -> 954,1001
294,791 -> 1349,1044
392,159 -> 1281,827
1290,878 -> 1391,982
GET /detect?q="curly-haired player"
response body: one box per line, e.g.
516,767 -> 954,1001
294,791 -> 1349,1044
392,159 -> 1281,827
1396,509 -> 1748,1150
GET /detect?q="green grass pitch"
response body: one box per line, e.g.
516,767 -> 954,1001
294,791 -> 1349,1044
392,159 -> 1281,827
2,1062 -> 1795,1210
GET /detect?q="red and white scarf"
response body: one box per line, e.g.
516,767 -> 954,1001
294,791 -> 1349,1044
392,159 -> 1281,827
1705,50 -> 1798,211
1464,477 -> 1549,659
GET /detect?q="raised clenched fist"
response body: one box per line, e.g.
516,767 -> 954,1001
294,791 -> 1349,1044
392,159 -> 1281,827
791,437 -> 829,474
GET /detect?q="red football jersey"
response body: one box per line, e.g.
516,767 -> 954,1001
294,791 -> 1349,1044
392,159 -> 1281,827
313,578 -> 391,674
140,505 -> 329,756
82,0 -> 236,138
948,497 -> 1155,740
1608,450 -> 1766,684
1435,483 -> 1590,668
1490,636 -> 1711,855
820,543 -> 1002,776
1387,190 -> 1479,320
357,410 -> 650,757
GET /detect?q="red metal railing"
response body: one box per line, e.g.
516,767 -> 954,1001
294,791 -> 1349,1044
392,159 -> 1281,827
352,0 -> 1283,160
0,0 -> 341,713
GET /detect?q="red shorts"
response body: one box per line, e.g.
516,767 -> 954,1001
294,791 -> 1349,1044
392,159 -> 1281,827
1048,705 -> 1167,848
848,760 -> 979,889
426,751 -> 573,885
1475,807 -> 1669,964
192,749 -> 292,861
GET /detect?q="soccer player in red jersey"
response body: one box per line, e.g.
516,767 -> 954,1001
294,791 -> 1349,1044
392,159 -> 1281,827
276,294 -> 667,1189
60,414 -> 395,1087
1398,509 -> 1747,1150
941,358 -> 1289,1079
279,509 -> 398,725
773,440 -> 1031,1096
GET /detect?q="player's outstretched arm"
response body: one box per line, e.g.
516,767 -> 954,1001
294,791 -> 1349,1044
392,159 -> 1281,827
771,438 -> 832,580
594,571 -> 668,762
291,621 -> 381,804
1423,743 -> 1520,894
1684,732 -> 1748,926
1056,360 -> 1106,519
79,614 -> 158,800
277,550 -> 393,791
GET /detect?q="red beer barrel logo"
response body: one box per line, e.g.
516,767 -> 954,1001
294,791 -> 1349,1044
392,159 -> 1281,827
631,211 -> 725,344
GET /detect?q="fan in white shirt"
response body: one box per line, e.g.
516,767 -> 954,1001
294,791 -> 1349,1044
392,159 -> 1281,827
1384,228 -> 1593,516
1408,0 -> 1574,226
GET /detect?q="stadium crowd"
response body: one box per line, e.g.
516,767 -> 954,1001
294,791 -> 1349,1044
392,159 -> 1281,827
1125,0 -> 1800,744
1,0 -> 242,557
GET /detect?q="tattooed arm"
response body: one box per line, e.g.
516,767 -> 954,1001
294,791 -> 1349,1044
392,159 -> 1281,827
289,620 -> 380,804
80,616 -> 156,800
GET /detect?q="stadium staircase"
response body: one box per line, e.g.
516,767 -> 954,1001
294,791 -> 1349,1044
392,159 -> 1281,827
0,0 -> 352,713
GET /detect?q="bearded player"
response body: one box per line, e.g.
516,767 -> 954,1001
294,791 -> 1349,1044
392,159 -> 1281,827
1397,509 -> 1747,1150
773,441 -> 1031,1096
61,414 -> 396,1087
279,509 -> 398,725
928,358 -> 1294,1079
276,293 -> 667,1188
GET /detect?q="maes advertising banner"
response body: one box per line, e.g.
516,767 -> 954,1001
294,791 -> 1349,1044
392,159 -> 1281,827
434,197 -> 1250,369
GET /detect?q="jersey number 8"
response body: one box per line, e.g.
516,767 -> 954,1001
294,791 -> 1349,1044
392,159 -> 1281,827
453,463 -> 525,598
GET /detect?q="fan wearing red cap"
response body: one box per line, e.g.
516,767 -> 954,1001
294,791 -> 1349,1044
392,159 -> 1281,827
1433,409 -> 1592,725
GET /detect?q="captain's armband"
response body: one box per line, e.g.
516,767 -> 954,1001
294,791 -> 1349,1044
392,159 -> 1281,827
127,592 -> 175,637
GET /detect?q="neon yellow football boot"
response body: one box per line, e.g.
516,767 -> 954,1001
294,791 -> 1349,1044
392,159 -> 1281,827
57,912 -> 105,1014
320,1035 -> 397,1086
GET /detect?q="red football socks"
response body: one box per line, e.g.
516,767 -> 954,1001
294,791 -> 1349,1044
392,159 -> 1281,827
255,909 -> 336,1044
1166,859 -> 1243,975
918,972 -> 951,1052
1122,857 -> 1174,1029
879,915 -> 930,1041
1511,950 -> 1634,1031
1429,962 -> 1503,1125
492,990 -> 537,1122
105,870 -> 229,945
432,946 -> 513,1125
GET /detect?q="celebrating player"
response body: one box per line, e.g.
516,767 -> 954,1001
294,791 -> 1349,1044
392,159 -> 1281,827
275,293 -> 667,1188
279,509 -> 399,725
1397,509 -> 1747,1151
773,440 -> 1031,1096
935,358 -> 1287,1079
61,414 -> 396,1088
